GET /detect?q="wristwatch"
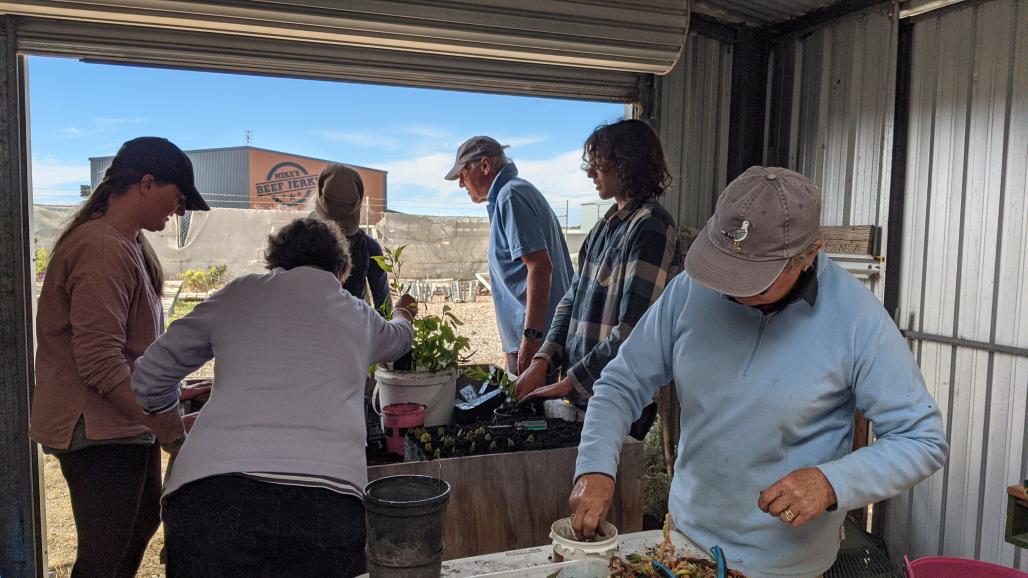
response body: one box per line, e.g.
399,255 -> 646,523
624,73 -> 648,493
523,328 -> 544,341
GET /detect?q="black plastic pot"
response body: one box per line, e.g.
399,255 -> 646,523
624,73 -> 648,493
364,475 -> 452,578
492,399 -> 542,423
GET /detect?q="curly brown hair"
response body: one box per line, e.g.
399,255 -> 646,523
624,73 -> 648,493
582,119 -> 671,199
264,218 -> 352,281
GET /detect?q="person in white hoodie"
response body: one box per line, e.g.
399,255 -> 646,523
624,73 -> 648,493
132,217 -> 417,577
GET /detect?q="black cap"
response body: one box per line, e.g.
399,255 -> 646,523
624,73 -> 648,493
110,137 -> 209,211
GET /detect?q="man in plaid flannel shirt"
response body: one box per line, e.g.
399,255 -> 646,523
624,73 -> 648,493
516,120 -> 682,405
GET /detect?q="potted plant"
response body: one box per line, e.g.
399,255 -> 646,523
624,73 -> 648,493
370,246 -> 472,427
464,365 -> 542,423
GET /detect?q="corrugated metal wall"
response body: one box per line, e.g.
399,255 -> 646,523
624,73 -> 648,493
886,0 -> 1027,569
182,148 -> 250,209
656,32 -> 733,234
90,147 -> 250,209
766,4 -> 897,297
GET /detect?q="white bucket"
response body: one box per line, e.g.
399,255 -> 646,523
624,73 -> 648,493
372,367 -> 457,427
550,518 -> 619,562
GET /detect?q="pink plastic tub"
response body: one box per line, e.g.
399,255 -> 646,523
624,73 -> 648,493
381,403 -> 426,456
905,556 -> 1028,578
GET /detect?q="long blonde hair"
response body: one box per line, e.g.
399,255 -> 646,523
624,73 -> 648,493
54,166 -> 165,294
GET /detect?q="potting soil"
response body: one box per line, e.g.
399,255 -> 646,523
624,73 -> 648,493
403,418 -> 583,461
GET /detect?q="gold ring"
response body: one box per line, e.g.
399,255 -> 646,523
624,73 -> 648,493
781,509 -> 797,522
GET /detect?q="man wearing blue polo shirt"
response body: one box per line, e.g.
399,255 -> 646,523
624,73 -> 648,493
445,136 -> 573,374
567,167 -> 948,577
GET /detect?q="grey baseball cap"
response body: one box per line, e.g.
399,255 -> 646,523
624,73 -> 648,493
444,136 -> 506,180
685,166 -> 821,297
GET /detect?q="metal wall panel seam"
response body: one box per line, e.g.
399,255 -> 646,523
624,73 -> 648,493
872,8 -> 899,302
910,10 -> 942,560
1008,4 -> 1028,570
943,2 -> 978,558
888,14 -> 930,561
788,40 -> 803,168
815,26 -> 832,216
716,42 -> 732,201
922,5 -> 974,558
975,0 -> 1026,565
842,15 -> 862,226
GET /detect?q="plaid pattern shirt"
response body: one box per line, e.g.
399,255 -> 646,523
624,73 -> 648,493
535,197 -> 682,400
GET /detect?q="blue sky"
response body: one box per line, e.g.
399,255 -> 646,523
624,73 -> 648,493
28,56 -> 622,224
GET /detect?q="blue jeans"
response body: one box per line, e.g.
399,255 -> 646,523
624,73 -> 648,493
164,475 -> 366,577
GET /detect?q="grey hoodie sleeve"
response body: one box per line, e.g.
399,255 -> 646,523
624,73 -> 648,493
132,291 -> 217,414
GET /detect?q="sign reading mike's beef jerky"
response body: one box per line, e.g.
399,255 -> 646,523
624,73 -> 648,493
255,161 -> 317,206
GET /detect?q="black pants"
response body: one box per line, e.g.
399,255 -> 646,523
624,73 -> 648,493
164,475 -> 367,578
55,442 -> 163,578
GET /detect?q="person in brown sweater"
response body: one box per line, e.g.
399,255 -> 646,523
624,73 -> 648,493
30,137 -> 209,577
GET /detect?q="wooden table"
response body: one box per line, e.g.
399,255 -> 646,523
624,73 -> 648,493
367,439 -> 643,559
440,529 -> 710,577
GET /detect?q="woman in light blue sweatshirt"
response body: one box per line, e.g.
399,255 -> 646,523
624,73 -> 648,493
568,167 -> 948,578
132,218 -> 417,577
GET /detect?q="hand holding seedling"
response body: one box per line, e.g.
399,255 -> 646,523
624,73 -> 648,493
394,294 -> 418,319
514,359 -> 549,400
179,380 -> 212,403
522,376 -> 574,401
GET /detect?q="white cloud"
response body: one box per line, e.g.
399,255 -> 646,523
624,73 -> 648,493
395,124 -> 450,140
57,117 -> 147,138
32,157 -> 90,205
379,152 -> 458,199
378,148 -> 596,209
32,157 -> 90,189
497,135 -> 546,149
515,150 -> 595,206
94,117 -> 147,126
312,129 -> 398,149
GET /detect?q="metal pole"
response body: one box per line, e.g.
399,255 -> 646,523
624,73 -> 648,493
0,19 -> 44,578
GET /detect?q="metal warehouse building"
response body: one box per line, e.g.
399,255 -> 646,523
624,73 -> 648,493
90,146 -> 388,224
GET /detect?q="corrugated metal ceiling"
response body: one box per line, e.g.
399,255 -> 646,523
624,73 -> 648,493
691,0 -> 846,26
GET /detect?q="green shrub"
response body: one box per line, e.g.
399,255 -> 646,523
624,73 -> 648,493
34,246 -> 51,279
180,264 -> 228,295
643,416 -> 671,520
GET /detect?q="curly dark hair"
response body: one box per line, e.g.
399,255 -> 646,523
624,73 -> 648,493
264,218 -> 352,281
582,119 -> 671,199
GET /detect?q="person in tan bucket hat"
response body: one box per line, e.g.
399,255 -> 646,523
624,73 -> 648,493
565,166 -> 948,577
312,163 -> 392,310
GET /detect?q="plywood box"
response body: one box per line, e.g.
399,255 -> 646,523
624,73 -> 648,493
367,438 -> 643,560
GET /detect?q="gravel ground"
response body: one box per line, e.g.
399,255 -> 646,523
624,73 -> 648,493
44,298 -> 502,577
